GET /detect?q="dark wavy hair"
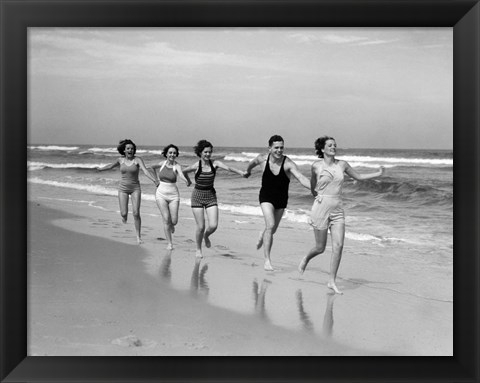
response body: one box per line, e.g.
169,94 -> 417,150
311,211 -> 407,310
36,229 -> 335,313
117,139 -> 136,156
162,144 -> 179,158
194,140 -> 213,157
314,136 -> 335,158
268,135 -> 284,147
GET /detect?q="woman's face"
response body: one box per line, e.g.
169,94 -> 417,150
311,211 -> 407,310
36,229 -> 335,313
166,147 -> 178,161
201,146 -> 212,160
125,144 -> 135,157
322,139 -> 337,157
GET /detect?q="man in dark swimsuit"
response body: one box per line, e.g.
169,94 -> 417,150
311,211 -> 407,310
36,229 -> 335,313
245,135 -> 310,271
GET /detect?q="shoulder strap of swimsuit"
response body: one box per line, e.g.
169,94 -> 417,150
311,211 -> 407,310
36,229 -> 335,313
209,159 -> 216,175
171,160 -> 178,174
195,160 -> 201,180
265,154 -> 271,171
280,155 -> 288,176
159,160 -> 167,173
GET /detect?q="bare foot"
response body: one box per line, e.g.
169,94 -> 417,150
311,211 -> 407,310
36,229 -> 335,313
298,257 -> 308,275
195,250 -> 203,259
327,281 -> 343,295
137,237 -> 143,245
264,260 -> 274,271
166,243 -> 174,250
256,231 -> 264,250
204,234 -> 211,248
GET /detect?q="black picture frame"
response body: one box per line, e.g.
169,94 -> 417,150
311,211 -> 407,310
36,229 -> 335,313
1,0 -> 478,382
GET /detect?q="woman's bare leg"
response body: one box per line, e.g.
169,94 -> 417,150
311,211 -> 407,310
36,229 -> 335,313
298,228 -> 328,274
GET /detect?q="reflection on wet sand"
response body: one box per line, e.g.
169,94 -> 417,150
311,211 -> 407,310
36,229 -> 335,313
295,289 -> 314,332
252,279 -> 271,321
190,258 -> 209,298
160,249 -> 172,282
322,293 -> 336,337
296,289 -> 337,338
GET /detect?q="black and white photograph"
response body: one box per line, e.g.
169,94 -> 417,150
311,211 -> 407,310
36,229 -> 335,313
27,27 -> 453,356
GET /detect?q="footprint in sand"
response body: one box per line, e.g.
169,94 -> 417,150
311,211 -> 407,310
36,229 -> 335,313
111,335 -> 156,349
214,245 -> 229,250
218,253 -> 238,259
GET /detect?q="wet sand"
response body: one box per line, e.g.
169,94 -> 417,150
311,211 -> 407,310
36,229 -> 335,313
27,183 -> 452,355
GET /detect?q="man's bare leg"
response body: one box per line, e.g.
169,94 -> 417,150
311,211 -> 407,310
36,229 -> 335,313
260,203 -> 284,271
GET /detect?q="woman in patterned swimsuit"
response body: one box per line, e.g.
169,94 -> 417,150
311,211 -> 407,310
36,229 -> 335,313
298,136 -> 385,294
151,144 -> 191,250
183,140 -> 247,258
97,139 -> 159,244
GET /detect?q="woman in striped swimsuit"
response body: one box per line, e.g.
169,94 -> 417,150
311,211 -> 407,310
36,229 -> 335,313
151,144 -> 191,250
183,140 -> 247,258
97,139 -> 159,244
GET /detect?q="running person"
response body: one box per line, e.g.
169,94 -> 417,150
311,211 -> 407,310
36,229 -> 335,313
298,136 -> 385,294
183,140 -> 247,258
151,144 -> 191,250
97,139 -> 159,244
245,135 -> 311,271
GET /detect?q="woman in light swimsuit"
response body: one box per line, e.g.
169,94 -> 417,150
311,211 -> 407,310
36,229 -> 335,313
183,140 -> 247,258
151,144 -> 191,250
298,136 -> 385,294
97,139 -> 159,244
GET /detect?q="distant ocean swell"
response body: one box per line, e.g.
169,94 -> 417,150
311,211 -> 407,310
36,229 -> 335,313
27,161 -> 452,206
28,146 -> 452,167
224,153 -> 453,167
345,179 -> 453,206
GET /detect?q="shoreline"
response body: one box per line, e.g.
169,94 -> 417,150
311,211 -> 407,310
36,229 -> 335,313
27,183 -> 452,355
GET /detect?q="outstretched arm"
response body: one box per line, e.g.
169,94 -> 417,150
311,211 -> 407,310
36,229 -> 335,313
182,162 -> 198,175
244,154 -> 264,178
175,164 -> 192,186
286,158 -> 310,189
136,157 -> 160,186
147,163 -> 160,181
96,158 -> 120,172
344,162 -> 385,180
215,160 -> 247,177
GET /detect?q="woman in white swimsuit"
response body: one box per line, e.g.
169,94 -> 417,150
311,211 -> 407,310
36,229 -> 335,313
298,136 -> 385,294
151,144 -> 191,249
97,139 -> 159,244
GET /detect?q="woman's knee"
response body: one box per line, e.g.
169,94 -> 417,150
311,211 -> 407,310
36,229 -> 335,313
332,242 -> 344,254
132,211 -> 141,220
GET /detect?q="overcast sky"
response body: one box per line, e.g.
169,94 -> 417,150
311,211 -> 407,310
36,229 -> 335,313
28,28 -> 452,149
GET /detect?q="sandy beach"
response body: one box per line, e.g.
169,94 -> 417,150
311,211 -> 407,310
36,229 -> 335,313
27,182 -> 452,356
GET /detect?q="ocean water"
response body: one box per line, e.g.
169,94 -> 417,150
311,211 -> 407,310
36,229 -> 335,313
27,144 -> 453,267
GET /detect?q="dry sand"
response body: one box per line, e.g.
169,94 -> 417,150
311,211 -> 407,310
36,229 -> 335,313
27,183 -> 452,356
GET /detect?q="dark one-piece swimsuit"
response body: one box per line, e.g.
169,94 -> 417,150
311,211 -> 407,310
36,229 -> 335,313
259,154 -> 290,209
